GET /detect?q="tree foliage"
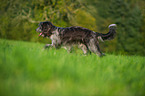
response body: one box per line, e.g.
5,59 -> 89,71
0,0 -> 144,55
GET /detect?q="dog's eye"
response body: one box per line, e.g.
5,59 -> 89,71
39,26 -> 42,29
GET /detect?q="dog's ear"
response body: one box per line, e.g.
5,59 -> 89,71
39,22 -> 43,26
46,21 -> 53,28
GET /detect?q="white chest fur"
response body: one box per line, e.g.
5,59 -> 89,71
50,29 -> 61,45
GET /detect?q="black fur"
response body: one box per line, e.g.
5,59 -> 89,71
36,21 -> 117,56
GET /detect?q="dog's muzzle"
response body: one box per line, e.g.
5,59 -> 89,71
36,27 -> 44,37
36,27 -> 42,32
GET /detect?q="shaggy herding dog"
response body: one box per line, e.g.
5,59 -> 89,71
36,21 -> 117,57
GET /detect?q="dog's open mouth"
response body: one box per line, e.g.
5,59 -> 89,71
39,32 -> 45,37
39,32 -> 42,36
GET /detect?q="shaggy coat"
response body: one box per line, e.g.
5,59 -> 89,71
36,21 -> 117,56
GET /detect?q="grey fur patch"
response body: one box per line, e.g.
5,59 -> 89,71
98,36 -> 104,42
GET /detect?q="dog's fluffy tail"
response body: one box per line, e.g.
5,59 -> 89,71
97,24 -> 117,42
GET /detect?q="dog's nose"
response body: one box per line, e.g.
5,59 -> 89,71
36,28 -> 38,32
36,27 -> 41,32
36,29 -> 39,32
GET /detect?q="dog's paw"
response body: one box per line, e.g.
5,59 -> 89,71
102,53 -> 106,56
44,44 -> 51,49
99,53 -> 106,57
44,45 -> 48,49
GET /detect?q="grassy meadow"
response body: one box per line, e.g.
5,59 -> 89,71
0,39 -> 145,96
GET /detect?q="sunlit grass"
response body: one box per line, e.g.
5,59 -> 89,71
0,39 -> 145,96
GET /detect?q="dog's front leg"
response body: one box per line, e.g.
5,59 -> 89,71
63,46 -> 72,53
44,40 -> 59,49
44,40 -> 55,49
79,44 -> 88,55
44,44 -> 53,49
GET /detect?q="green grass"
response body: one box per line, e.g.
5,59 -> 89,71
0,39 -> 145,96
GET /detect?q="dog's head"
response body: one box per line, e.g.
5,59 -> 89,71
36,21 -> 54,37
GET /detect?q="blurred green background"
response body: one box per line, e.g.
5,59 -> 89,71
0,0 -> 145,55
0,1 -> 145,96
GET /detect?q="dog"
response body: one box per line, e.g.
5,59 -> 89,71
36,21 -> 117,57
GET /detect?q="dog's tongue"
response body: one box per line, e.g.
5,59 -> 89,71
39,32 -> 42,36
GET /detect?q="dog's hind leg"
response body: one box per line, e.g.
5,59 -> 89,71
95,43 -> 105,57
87,39 -> 104,57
